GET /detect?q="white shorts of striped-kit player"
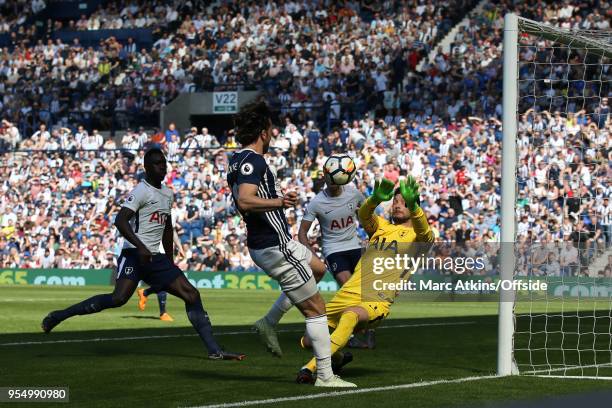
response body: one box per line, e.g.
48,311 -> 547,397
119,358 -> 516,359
249,240 -> 318,304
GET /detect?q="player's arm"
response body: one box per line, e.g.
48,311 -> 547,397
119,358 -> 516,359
358,178 -> 395,236
353,190 -> 366,222
358,197 -> 379,236
114,207 -> 152,263
298,219 -> 315,252
298,201 -> 318,253
236,183 -> 296,212
399,176 -> 435,243
234,155 -> 296,212
162,216 -> 174,263
173,229 -> 185,259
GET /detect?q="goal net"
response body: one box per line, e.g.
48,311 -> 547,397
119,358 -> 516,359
499,14 -> 612,379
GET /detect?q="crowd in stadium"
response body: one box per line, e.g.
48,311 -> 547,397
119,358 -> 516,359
0,1 -> 610,276
0,0 -> 475,137
1,0 -> 608,139
59,1 -> 188,31
0,0 -> 44,34
1,107 -> 610,275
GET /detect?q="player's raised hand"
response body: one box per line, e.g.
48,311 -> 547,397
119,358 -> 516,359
399,176 -> 421,212
371,178 -> 395,203
282,191 -> 298,208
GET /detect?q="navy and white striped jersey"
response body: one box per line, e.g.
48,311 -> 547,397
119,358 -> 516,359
227,148 -> 291,249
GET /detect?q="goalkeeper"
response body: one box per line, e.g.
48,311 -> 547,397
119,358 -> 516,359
296,177 -> 435,384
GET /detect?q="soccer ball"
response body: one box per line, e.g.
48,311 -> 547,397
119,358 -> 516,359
323,155 -> 356,185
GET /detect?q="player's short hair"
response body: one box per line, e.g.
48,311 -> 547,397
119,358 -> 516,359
394,187 -> 421,207
144,147 -> 165,166
233,101 -> 272,146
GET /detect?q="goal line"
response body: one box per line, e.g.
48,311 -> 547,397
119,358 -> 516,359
185,375 -> 498,408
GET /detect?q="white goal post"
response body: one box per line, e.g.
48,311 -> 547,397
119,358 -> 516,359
498,12 -> 519,377
499,13 -> 612,379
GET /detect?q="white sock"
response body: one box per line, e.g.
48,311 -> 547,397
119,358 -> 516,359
264,292 -> 293,326
305,314 -> 333,380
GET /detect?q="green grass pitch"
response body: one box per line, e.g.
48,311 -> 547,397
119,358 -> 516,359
0,286 -> 611,408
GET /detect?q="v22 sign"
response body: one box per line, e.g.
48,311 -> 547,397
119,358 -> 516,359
213,92 -> 238,114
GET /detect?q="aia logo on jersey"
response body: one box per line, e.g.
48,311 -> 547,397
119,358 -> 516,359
149,211 -> 169,225
369,237 -> 398,253
330,216 -> 354,230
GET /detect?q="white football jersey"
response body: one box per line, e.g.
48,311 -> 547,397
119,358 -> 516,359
121,180 -> 173,254
302,184 -> 365,257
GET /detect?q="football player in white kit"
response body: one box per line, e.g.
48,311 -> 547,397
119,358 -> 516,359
42,148 -> 244,360
298,169 -> 375,350
254,158 -> 373,359
298,173 -> 365,286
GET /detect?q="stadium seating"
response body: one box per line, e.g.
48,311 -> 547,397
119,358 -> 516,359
0,0 -> 475,137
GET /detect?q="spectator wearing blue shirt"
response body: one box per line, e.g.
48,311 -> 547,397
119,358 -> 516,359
165,122 -> 179,143
305,121 -> 320,159
407,120 -> 419,138
339,121 -> 350,146
421,116 -> 435,134
321,133 -> 335,157
595,98 -> 609,128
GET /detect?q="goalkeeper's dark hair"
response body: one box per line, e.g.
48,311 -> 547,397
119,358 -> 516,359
144,147 -> 165,166
233,101 -> 272,146
394,187 -> 421,207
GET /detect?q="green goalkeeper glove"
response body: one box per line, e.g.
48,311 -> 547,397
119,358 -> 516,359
399,176 -> 421,212
371,178 -> 395,204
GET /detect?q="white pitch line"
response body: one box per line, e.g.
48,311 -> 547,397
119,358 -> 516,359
522,362 -> 612,375
0,333 -> 196,346
185,375 -> 498,408
533,375 -> 612,380
0,321 -> 475,347
0,298 -> 86,302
